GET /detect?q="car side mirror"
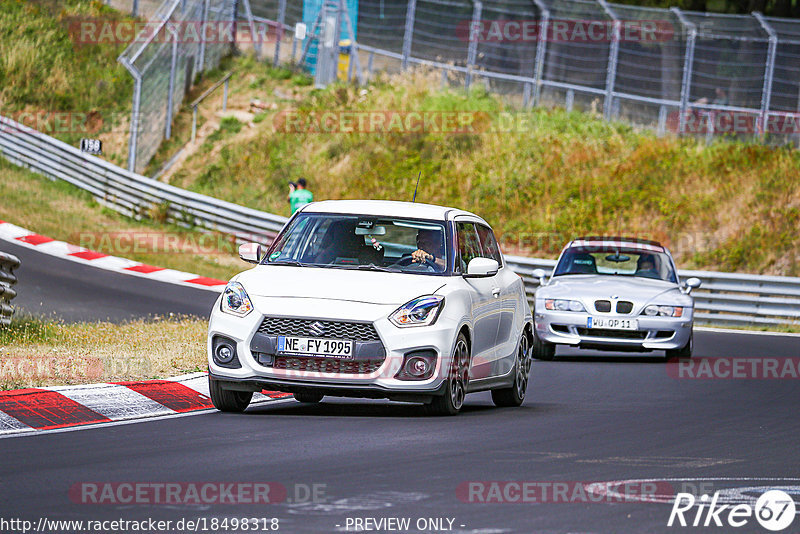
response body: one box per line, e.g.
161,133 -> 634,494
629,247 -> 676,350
532,268 -> 548,285
683,277 -> 701,294
464,258 -> 499,278
238,242 -> 263,264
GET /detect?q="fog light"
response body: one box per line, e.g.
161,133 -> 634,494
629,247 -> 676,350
215,343 -> 235,364
396,350 -> 437,380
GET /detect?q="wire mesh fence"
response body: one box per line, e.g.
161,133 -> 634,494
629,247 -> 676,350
247,0 -> 800,146
116,0 -> 237,173
117,0 -> 800,171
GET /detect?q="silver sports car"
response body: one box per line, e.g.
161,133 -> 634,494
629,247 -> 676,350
531,237 -> 701,360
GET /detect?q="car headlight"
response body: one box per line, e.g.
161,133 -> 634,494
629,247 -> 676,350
544,299 -> 586,312
643,305 -> 683,317
220,281 -> 253,317
389,295 -> 444,327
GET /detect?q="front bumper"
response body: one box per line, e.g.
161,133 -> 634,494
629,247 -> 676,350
208,296 -> 458,399
534,309 -> 693,351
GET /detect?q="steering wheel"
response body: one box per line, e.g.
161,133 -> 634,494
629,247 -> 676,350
393,254 -> 437,270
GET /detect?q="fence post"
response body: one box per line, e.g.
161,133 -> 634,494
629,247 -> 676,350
165,31 -> 178,139
754,12 -> 777,138
274,0 -> 287,67
401,0 -> 417,71
598,0 -> 620,121
671,8 -> 696,136
120,58 -> 142,173
657,105 -> 667,136
241,0 -> 261,58
465,0 -> 482,90
531,0 -> 550,106
132,0 -> 139,17
198,0 -> 209,72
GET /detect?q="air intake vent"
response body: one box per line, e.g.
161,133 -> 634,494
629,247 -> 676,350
616,301 -> 634,314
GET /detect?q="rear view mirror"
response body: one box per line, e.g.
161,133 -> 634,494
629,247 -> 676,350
532,268 -> 548,285
355,226 -> 386,236
683,277 -> 702,294
238,242 -> 263,264
464,258 -> 498,278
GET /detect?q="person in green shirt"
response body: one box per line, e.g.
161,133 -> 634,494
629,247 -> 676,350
288,178 -> 313,214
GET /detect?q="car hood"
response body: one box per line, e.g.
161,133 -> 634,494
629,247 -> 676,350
233,265 -> 446,306
537,275 -> 686,304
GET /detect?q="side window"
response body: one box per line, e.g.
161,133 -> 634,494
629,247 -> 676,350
476,225 -> 503,267
456,222 -> 482,273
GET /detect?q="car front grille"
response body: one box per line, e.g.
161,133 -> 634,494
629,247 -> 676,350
616,301 -> 634,314
595,300 -> 611,312
273,356 -> 383,374
257,316 -> 380,342
576,328 -> 647,340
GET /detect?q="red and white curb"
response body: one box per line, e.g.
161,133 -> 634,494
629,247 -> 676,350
0,372 -> 292,437
0,220 -> 227,292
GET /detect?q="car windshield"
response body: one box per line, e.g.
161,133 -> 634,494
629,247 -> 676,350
264,214 -> 449,275
553,246 -> 677,283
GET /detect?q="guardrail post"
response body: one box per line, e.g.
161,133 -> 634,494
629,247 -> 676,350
754,12 -> 777,139
531,0 -> 550,106
192,105 -> 198,142
672,8 -> 696,136
465,0 -> 482,90
598,0 -> 620,121
132,0 -> 139,17
274,0 -> 287,67
165,29 -> 179,139
401,0 -> 417,71
223,78 -> 229,111
566,89 -> 574,111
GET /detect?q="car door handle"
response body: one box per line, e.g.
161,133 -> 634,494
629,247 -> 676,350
492,287 -> 501,298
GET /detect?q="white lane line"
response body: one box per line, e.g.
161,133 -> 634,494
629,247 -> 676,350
0,411 -> 34,434
0,397 -> 296,440
696,327 -> 800,338
47,383 -> 175,421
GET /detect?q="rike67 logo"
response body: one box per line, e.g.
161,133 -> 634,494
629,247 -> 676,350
668,490 -> 796,531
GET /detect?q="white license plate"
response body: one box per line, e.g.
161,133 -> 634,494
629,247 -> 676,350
277,336 -> 354,359
587,317 -> 638,330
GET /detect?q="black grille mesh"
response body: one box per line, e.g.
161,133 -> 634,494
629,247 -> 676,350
616,301 -> 634,314
576,328 -> 647,340
258,317 -> 380,341
594,300 -> 611,312
273,356 -> 383,374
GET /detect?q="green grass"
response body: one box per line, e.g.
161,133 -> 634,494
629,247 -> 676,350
166,62 -> 800,276
0,159 -> 245,281
0,0 -> 135,163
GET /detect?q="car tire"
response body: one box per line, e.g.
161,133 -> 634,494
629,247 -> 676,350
532,329 -> 556,361
294,391 -> 324,403
209,377 -> 253,413
491,333 -> 531,407
425,332 -> 470,416
665,332 -> 693,361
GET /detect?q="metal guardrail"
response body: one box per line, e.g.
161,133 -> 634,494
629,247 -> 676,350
0,251 -> 20,326
504,255 -> 800,328
1,114 -> 798,329
0,115 -> 287,244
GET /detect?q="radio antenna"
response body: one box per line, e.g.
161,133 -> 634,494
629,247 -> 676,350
412,172 -> 421,202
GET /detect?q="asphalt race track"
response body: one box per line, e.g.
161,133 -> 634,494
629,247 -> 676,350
1,246 -> 799,533
1,239 -> 218,322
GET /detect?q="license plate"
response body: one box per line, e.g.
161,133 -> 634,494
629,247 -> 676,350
277,336 -> 354,359
587,317 -> 638,330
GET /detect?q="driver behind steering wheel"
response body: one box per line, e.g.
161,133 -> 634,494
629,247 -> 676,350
411,229 -> 446,271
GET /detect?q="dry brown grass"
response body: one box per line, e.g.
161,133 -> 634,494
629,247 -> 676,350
0,314 -> 208,390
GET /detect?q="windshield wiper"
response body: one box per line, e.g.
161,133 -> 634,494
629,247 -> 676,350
269,259 -> 306,267
357,263 -> 400,273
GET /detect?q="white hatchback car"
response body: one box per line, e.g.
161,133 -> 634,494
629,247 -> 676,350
208,200 -> 533,415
